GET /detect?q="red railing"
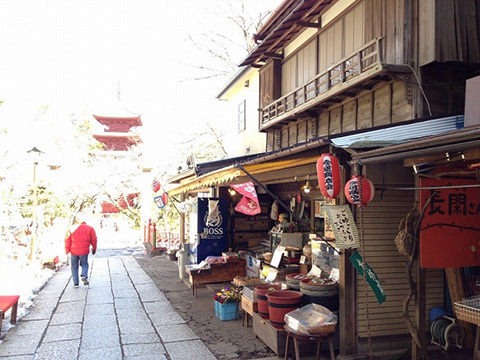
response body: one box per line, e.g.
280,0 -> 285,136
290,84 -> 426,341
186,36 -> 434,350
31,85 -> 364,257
144,219 -> 180,250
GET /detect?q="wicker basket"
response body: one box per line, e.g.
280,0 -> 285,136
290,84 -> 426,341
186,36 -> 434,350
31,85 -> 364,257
454,296 -> 480,326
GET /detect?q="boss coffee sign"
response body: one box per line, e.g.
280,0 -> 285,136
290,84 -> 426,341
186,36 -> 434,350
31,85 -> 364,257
197,198 -> 227,241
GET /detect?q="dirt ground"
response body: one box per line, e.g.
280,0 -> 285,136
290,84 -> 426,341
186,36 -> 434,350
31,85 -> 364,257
135,254 -> 277,360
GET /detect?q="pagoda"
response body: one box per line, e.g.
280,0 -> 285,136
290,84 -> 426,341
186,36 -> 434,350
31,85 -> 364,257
93,111 -> 142,151
92,103 -> 142,213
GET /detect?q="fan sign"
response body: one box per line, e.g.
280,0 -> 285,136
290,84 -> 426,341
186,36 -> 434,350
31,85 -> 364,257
154,192 -> 168,209
231,182 -> 261,215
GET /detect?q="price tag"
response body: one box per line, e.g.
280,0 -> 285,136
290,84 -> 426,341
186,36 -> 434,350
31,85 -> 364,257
266,269 -> 277,282
299,255 -> 306,264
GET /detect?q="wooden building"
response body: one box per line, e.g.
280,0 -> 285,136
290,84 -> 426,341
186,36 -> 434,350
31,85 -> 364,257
169,1 -> 480,358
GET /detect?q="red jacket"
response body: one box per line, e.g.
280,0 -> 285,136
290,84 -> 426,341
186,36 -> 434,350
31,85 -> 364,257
65,222 -> 97,256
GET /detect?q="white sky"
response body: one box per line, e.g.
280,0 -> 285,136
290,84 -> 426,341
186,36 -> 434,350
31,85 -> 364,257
0,1 -> 281,169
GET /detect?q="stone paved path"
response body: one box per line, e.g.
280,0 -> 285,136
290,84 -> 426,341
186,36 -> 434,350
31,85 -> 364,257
0,251 -> 216,360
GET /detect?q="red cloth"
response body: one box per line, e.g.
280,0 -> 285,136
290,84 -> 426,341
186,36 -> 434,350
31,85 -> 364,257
65,222 -> 97,255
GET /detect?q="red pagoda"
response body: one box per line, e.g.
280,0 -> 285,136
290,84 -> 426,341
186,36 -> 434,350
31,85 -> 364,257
93,107 -> 142,213
93,113 -> 142,151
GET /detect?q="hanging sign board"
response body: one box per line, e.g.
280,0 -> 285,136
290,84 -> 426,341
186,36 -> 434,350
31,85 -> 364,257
420,178 -> 480,268
323,205 -> 360,249
349,251 -> 386,304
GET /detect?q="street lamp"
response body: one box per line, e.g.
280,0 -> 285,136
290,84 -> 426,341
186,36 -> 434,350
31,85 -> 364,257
27,146 -> 44,261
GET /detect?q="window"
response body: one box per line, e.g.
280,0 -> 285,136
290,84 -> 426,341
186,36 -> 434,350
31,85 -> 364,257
238,100 -> 246,132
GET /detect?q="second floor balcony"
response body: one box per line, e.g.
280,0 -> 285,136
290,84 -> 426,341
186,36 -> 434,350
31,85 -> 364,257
260,38 -> 412,131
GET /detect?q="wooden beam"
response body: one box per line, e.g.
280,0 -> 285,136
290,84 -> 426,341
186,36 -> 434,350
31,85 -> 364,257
297,21 -> 321,28
264,52 -> 284,60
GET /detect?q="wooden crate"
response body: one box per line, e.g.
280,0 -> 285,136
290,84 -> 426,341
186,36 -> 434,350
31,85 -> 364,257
253,312 -> 287,355
252,312 -> 319,356
241,295 -> 258,316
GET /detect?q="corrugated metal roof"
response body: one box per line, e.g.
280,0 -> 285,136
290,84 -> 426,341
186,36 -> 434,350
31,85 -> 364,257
330,116 -> 464,149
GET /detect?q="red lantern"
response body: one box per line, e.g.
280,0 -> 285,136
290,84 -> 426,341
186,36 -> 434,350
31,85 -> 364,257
152,180 -> 161,193
317,153 -> 341,199
345,175 -> 375,206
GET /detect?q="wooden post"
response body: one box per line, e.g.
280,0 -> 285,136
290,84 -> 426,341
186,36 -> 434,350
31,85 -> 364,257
446,267 -> 475,348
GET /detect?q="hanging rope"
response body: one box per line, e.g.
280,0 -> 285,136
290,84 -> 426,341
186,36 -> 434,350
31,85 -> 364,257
357,175 -> 374,360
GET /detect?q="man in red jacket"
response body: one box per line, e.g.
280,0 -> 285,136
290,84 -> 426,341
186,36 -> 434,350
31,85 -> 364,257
65,212 -> 97,288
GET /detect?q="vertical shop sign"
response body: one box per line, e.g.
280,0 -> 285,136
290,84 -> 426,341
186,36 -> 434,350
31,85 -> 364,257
323,205 -> 359,249
350,251 -> 386,304
420,178 -> 480,268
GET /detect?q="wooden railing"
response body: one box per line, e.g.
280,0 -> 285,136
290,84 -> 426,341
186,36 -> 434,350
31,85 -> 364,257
260,38 -> 384,128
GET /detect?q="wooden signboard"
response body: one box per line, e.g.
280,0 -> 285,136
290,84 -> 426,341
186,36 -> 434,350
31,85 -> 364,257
420,178 -> 480,268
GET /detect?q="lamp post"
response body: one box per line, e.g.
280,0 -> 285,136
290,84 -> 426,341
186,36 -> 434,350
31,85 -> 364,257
27,147 -> 44,261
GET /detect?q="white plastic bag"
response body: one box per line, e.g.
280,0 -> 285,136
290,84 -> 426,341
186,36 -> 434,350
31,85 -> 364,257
284,303 -> 337,335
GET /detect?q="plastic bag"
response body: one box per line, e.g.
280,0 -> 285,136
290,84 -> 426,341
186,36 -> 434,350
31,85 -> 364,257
284,303 -> 337,335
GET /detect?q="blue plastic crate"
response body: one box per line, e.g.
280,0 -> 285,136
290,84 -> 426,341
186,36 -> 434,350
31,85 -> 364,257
214,300 -> 240,321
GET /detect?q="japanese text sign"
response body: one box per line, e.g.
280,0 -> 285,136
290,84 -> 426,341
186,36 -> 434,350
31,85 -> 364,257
323,205 -> 360,249
420,178 -> 480,268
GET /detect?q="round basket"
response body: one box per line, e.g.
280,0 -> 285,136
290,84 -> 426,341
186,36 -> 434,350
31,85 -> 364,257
394,229 -> 413,258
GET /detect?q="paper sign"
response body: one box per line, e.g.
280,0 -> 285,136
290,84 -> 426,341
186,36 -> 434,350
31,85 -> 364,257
266,269 -> 277,282
307,264 -> 322,277
299,255 -> 306,264
271,245 -> 285,268
323,205 -> 360,249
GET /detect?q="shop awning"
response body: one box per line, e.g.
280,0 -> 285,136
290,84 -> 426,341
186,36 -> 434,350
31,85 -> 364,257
330,115 -> 464,150
167,155 -> 321,197
350,123 -> 480,166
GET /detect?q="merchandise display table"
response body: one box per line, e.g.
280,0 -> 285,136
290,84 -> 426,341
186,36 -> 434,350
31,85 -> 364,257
186,259 -> 246,296
284,324 -> 335,360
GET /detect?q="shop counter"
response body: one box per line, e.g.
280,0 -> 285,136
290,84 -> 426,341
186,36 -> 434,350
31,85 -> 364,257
186,259 -> 246,296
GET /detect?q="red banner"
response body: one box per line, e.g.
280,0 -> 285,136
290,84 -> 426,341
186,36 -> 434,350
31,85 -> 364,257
231,182 -> 261,215
420,178 -> 480,268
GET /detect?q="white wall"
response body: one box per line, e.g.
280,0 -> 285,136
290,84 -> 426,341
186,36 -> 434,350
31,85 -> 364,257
219,68 -> 266,157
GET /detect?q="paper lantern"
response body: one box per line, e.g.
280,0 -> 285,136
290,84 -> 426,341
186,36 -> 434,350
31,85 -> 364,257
317,153 -> 341,199
152,180 -> 161,193
345,175 -> 375,206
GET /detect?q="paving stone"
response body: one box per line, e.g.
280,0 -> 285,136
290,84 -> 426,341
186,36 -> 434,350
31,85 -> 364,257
143,301 -> 175,316
0,335 -> 39,356
112,288 -> 138,298
49,309 -> 84,325
150,309 -> 186,326
78,345 -> 123,360
35,339 -> 80,360
114,298 -> 142,309
123,343 -> 167,357
118,318 -> 154,334
86,292 -> 113,305
80,329 -> 120,350
43,323 -> 82,343
156,323 -> 199,343
83,313 -> 117,328
84,303 -> 115,317
164,339 -> 217,360
6,319 -> 48,336
120,332 -> 160,345
124,354 -> 168,360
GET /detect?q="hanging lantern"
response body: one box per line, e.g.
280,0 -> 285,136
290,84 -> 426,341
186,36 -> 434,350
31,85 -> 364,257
152,180 -> 161,193
345,175 -> 375,206
317,153 -> 341,199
